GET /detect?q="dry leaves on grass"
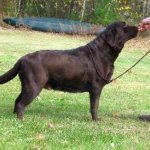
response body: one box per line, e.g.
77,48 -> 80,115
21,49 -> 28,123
47,123 -> 55,129
112,112 -> 120,118
126,37 -> 150,51
36,133 -> 45,141
36,123 -> 55,140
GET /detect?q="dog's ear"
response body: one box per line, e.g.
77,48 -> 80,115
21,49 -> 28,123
105,28 -> 124,51
105,28 -> 116,46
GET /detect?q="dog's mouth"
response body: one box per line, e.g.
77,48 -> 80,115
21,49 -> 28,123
128,26 -> 138,39
132,26 -> 138,37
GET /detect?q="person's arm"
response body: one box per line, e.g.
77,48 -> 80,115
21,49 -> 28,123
138,17 -> 150,32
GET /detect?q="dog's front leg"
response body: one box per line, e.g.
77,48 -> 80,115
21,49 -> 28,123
89,86 -> 102,121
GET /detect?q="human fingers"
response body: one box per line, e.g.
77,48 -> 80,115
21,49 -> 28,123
138,24 -> 150,32
138,27 -> 146,32
141,17 -> 150,24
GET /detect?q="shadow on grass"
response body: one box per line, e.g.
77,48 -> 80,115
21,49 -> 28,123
101,111 -> 140,122
0,98 -> 141,122
27,103 -> 91,122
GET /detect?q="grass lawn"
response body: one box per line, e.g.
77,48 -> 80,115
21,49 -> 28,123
0,29 -> 150,150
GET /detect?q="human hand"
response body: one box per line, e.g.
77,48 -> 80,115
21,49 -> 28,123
138,17 -> 150,32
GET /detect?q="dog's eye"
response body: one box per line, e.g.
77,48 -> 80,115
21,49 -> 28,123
123,26 -> 128,33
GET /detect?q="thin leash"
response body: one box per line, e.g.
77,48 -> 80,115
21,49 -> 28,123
87,45 -> 150,84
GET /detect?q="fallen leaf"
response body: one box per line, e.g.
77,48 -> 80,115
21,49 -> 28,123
112,112 -> 120,118
47,123 -> 54,128
36,134 -> 45,140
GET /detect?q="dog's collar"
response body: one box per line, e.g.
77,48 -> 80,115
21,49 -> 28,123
87,44 -> 111,84
87,44 -> 150,84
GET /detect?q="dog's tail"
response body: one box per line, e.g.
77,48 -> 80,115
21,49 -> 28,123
0,60 -> 20,84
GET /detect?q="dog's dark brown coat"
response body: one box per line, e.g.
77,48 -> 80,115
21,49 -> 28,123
0,22 -> 138,120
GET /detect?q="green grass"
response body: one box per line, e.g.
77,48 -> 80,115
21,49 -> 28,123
0,29 -> 150,150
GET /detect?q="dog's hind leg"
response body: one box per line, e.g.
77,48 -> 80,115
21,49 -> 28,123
15,84 -> 42,119
13,93 -> 22,114
14,70 -> 48,119
13,59 -> 49,119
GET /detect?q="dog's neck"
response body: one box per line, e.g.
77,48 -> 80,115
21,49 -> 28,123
88,36 -> 120,62
100,37 -> 120,59
85,36 -> 124,82
86,42 -> 115,82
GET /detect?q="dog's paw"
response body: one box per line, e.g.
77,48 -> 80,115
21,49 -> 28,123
17,114 -> 24,120
93,117 -> 101,122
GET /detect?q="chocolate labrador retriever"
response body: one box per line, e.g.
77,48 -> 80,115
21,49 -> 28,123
0,22 -> 138,120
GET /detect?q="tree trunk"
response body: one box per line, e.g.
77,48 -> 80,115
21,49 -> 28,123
68,0 -> 74,19
147,0 -> 150,15
81,0 -> 86,21
18,0 -> 25,17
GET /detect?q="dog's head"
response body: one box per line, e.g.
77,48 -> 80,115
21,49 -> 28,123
101,21 -> 138,52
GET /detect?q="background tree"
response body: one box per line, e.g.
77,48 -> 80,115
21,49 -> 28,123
0,0 -> 150,26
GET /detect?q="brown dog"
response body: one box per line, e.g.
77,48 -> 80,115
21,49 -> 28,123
0,22 -> 138,120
